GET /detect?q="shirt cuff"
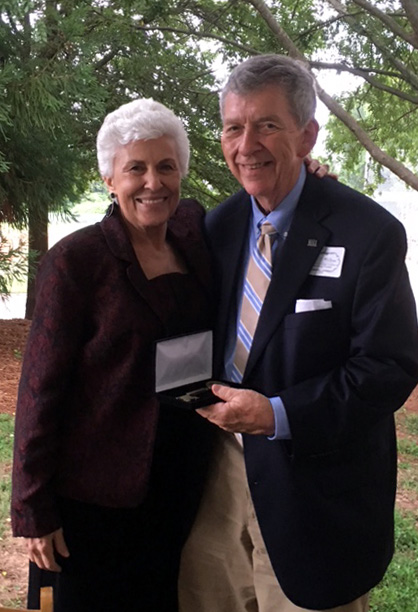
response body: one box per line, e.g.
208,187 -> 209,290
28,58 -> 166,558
267,396 -> 291,440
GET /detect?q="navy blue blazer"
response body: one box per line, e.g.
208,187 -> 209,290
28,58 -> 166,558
205,173 -> 418,609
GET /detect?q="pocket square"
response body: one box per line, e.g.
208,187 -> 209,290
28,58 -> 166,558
295,299 -> 332,313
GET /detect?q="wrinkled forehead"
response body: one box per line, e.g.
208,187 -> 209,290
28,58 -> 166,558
221,86 -> 295,125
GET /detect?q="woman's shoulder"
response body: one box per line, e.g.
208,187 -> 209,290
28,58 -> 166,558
175,198 -> 205,219
48,222 -> 103,255
38,222 -> 107,279
169,198 -> 205,232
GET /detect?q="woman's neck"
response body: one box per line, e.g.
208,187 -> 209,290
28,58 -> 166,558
123,219 -> 187,279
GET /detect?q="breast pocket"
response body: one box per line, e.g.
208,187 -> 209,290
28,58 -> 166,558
283,307 -> 346,384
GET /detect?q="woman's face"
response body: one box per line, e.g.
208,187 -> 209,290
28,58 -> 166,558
104,136 -> 181,231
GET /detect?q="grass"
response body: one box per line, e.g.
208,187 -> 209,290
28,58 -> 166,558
0,415 -> 14,539
402,412 -> 418,436
368,409 -> 418,610
370,512 -> 418,611
0,415 -> 14,463
398,438 -> 418,457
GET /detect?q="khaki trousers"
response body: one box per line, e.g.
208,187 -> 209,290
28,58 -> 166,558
179,431 -> 369,612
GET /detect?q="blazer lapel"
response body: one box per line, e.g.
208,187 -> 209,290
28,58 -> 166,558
214,194 -> 252,350
100,208 -> 169,325
244,178 -> 332,378
101,201 -> 212,326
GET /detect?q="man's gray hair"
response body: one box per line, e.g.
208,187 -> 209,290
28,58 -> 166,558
97,98 -> 190,178
220,54 -> 317,127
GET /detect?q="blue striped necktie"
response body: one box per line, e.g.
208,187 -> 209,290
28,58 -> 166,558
232,220 -> 276,382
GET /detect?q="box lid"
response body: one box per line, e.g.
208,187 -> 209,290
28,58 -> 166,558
155,330 -> 213,393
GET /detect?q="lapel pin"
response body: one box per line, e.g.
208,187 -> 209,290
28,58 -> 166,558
307,239 -> 318,247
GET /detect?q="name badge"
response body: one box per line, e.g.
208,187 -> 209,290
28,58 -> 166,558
310,247 -> 345,278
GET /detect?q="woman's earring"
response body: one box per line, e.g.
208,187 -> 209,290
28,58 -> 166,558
105,192 -> 119,217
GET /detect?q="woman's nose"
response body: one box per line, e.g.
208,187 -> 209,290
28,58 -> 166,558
144,169 -> 162,190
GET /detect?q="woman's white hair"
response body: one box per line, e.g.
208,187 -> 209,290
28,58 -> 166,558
97,98 -> 190,178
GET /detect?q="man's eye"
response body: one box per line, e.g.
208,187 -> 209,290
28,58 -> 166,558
259,123 -> 280,133
224,125 -> 241,135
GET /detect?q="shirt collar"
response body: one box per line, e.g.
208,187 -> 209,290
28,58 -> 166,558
250,164 -> 306,237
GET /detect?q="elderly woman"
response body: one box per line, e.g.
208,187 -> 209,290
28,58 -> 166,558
11,99 -> 214,612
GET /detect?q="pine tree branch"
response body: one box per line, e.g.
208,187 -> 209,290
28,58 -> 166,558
132,24 -> 259,56
94,49 -> 121,70
246,0 -> 418,191
352,0 -> 418,48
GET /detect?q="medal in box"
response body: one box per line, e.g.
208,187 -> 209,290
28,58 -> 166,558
155,330 -> 219,409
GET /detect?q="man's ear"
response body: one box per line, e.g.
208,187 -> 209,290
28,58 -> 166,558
298,119 -> 319,159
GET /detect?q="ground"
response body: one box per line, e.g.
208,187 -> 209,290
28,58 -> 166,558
0,319 -> 417,607
0,319 -> 31,607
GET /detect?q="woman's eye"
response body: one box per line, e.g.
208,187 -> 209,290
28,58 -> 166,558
159,163 -> 176,172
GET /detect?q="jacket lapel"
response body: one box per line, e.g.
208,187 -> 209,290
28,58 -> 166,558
244,177 -> 332,378
100,208 -> 167,324
100,201 -> 212,326
214,194 -> 252,351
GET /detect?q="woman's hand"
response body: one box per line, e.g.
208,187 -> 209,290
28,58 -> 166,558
304,155 -> 338,180
27,528 -> 70,572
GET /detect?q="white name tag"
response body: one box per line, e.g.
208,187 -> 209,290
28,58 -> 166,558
310,247 -> 345,278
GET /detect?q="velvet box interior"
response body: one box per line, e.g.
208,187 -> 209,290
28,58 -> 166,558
155,330 -> 219,409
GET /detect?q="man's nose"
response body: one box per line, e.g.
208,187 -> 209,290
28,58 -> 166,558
238,127 -> 260,156
144,169 -> 162,190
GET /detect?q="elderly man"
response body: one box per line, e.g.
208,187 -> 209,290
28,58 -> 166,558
179,55 -> 418,612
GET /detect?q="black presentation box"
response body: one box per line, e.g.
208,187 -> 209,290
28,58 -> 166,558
155,330 -> 220,409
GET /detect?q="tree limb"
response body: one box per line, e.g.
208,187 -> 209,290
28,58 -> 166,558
246,0 -> 418,191
310,61 -> 418,105
326,0 -> 418,90
315,82 -> 418,190
352,0 -> 418,48
400,0 -> 418,41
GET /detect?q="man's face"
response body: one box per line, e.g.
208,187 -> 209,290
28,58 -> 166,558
221,86 -> 318,213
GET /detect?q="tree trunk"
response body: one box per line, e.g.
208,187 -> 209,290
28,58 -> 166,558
25,205 -> 49,319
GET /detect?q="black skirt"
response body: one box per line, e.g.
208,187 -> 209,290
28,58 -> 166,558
27,404 -> 213,612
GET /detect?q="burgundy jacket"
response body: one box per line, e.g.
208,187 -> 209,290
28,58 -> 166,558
12,200 -> 213,537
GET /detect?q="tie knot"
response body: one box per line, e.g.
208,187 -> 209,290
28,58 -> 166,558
260,221 -> 276,237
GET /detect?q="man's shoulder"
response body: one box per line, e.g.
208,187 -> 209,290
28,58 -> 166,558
303,174 -> 401,225
206,189 -> 250,224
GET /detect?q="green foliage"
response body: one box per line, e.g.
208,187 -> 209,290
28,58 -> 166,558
1,0 -> 417,303
0,228 -> 28,297
170,0 -> 418,192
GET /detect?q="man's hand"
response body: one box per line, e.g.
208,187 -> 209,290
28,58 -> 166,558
304,155 -> 338,180
196,384 -> 275,436
27,527 -> 70,572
